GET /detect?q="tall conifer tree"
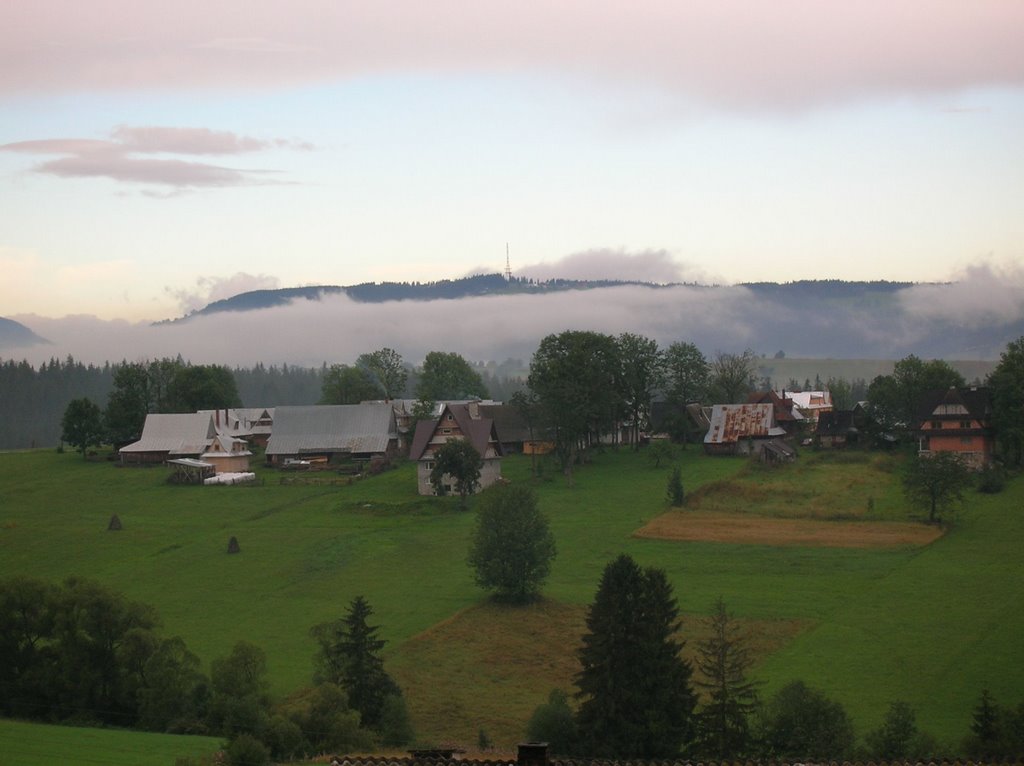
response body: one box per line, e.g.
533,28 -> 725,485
575,554 -> 696,758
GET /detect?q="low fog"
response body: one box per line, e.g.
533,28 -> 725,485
7,263 -> 1024,368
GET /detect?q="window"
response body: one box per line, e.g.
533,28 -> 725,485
424,461 -> 434,470
446,414 -> 454,421
960,420 -> 972,429
442,428 -> 452,435
931,420 -> 942,429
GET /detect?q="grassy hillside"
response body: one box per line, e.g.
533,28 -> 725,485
1,446 -> 1021,751
0,718 -> 221,766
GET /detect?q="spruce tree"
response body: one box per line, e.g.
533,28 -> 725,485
693,597 -> 760,758
575,554 -> 696,757
311,596 -> 399,729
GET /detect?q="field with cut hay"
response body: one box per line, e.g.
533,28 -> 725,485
2,445 -> 1023,754
635,510 -> 944,548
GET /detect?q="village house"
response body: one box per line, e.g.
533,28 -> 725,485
409,402 -> 504,495
816,408 -> 862,448
703,402 -> 795,461
746,390 -> 806,435
200,433 -> 253,474
264,403 -> 399,467
785,389 -> 834,422
119,412 -> 219,466
914,386 -> 995,470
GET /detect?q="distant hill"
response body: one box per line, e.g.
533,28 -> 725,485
163,273 -> 679,322
0,317 -> 49,349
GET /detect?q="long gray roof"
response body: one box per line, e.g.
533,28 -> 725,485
266,404 -> 397,456
119,413 -> 217,455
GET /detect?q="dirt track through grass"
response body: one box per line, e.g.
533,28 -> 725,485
635,510 -> 944,548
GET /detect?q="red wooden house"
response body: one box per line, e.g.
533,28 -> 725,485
914,386 -> 994,469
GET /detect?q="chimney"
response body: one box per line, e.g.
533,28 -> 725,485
468,401 -> 480,419
517,743 -> 548,766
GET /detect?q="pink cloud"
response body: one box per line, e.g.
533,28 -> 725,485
0,125 -> 307,190
1,2 -> 1022,110
515,248 -> 714,284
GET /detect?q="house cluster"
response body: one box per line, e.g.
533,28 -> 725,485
117,400 -> 519,494
116,380 -> 997,488
690,384 -> 996,470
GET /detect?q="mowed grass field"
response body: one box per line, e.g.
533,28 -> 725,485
0,718 -> 221,766
1,445 -> 1023,754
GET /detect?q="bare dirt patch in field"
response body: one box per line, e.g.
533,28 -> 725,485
635,510 -> 943,548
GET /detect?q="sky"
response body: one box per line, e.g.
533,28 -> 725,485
1,1 -> 1024,328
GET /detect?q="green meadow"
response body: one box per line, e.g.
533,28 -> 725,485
1,445 -> 1022,753
0,718 -> 221,766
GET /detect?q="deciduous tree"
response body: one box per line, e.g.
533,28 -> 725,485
468,484 -> 556,602
575,554 -> 696,757
989,336 -> 1024,465
709,350 -> 757,403
528,331 -> 621,479
104,362 -> 150,446
356,348 -> 408,400
527,689 -> 578,755
902,452 -> 972,523
416,351 -> 488,401
61,397 -> 104,457
430,438 -> 483,506
320,364 -> 384,404
868,355 -> 965,432
865,700 -> 936,760
616,333 -> 664,449
761,680 -> 854,759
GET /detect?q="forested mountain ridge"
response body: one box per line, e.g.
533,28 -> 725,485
0,316 -> 50,349
163,273 -> 695,322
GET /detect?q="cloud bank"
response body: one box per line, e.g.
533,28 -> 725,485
514,248 -> 716,284
8,276 -> 1024,369
0,126 -> 310,191
167,272 -> 283,315
3,3 -> 1023,112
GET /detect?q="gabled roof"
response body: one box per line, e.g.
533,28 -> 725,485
119,413 -> 217,455
409,403 -> 504,460
783,390 -> 832,411
478,404 -> 533,444
915,386 -> 993,425
704,403 -> 786,444
747,390 -> 804,422
199,407 -> 275,437
265,404 -> 397,455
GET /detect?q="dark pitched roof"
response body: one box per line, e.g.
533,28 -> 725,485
747,390 -> 802,423
409,403 -> 504,460
478,404 -> 532,444
914,386 -> 993,426
817,409 -> 858,436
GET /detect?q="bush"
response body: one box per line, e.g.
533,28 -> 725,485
977,464 -> 1006,494
527,689 -> 578,755
226,733 -> 270,766
666,466 -> 685,507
